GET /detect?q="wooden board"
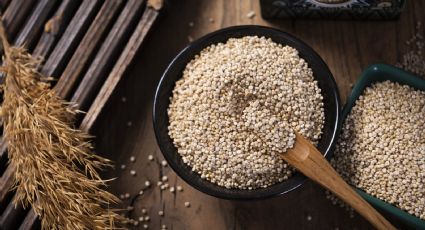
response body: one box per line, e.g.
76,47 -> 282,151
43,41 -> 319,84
90,0 -> 425,229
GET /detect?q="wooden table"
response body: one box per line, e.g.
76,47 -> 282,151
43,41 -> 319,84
91,1 -> 425,229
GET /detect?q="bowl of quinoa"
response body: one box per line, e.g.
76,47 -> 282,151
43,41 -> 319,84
153,26 -> 340,199
330,64 -> 425,228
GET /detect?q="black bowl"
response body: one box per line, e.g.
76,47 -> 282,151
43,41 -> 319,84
153,25 -> 340,200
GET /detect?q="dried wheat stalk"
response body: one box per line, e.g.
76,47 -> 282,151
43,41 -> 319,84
0,22 -> 123,229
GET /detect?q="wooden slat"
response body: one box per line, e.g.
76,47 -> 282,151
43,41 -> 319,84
18,208 -> 38,230
81,6 -> 160,132
0,0 -> 103,212
0,138 -> 7,159
41,0 -> 103,77
0,0 -> 11,12
0,165 -> 14,203
0,1 -> 84,204
1,0 -> 37,41
14,0 -> 59,49
1,1 -> 162,229
0,194 -> 26,230
71,0 -> 145,111
33,0 -> 82,58
0,0 -> 96,229
54,0 -> 125,99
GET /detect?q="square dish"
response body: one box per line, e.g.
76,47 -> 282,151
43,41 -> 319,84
340,63 -> 425,229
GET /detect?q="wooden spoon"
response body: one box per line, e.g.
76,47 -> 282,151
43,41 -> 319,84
281,132 -> 396,230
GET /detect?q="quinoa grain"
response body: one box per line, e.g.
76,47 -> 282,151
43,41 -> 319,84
168,36 -> 324,189
331,81 -> 425,219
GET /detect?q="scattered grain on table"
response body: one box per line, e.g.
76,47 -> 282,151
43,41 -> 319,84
130,156 -> 136,162
130,170 -> 136,176
148,154 -> 154,161
246,11 -> 256,19
396,22 -> 425,77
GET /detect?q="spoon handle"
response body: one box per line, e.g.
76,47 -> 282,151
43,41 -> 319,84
281,133 -> 396,230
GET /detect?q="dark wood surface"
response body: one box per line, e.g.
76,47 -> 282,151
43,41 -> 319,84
90,0 -> 425,229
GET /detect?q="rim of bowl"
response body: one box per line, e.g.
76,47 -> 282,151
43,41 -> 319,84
153,25 -> 340,200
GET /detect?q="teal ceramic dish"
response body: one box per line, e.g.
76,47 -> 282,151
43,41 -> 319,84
341,63 -> 425,230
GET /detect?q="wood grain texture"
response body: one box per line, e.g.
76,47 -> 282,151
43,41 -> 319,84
80,6 -> 159,132
18,208 -> 38,230
13,0 -> 58,49
32,0 -> 82,59
71,0 -> 145,111
54,0 -> 125,99
0,138 -> 7,159
0,3 -> 109,229
90,1 -> 425,230
282,133 -> 396,230
0,165 -> 14,203
0,0 -> 11,12
1,0 -> 36,40
0,194 -> 27,230
0,2 -> 161,229
41,0 -> 103,77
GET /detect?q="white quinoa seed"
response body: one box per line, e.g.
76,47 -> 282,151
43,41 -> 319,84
168,36 -> 324,189
158,210 -> 164,216
124,193 -> 130,199
130,170 -> 136,176
246,11 -> 256,19
162,176 -> 168,182
144,216 -> 150,221
119,194 -> 125,199
161,160 -> 168,167
130,156 -> 136,162
142,208 -> 147,214
120,164 -> 126,170
133,221 -> 139,226
396,22 -> 425,77
184,201 -> 190,207
177,186 -> 183,192
139,216 -> 144,222
148,154 -> 154,161
144,180 -> 151,187
139,190 -> 144,195
170,187 -> 175,193
331,81 -> 425,220
143,224 -> 148,229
